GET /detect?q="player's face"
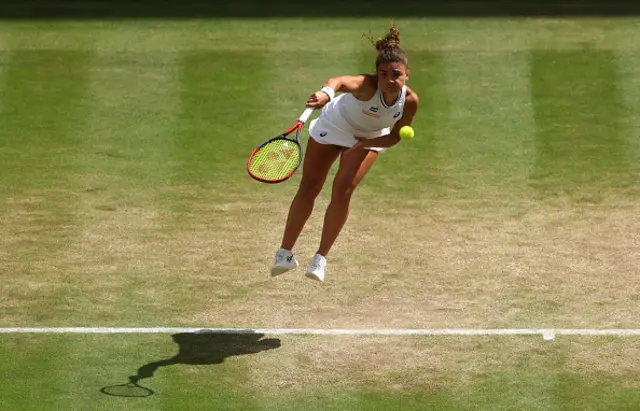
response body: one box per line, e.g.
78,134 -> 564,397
376,62 -> 409,94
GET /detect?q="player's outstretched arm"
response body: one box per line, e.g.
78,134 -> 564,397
305,75 -> 375,109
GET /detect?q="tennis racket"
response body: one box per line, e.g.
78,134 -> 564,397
247,107 -> 314,183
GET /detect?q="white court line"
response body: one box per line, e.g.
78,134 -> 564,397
1,328 -> 640,340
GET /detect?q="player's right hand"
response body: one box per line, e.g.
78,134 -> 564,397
306,91 -> 330,109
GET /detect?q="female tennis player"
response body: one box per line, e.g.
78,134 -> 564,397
271,24 -> 419,282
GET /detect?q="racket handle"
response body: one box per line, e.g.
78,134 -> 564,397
299,107 -> 314,124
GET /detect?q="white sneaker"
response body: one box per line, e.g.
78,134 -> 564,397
270,248 -> 298,277
305,254 -> 326,282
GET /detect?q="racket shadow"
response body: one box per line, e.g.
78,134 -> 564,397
100,329 -> 281,397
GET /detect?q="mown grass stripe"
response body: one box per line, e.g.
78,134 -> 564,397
0,50 -> 93,191
440,49 -> 535,199
614,50 -> 640,184
530,48 -> 630,197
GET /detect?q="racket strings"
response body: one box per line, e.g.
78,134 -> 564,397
249,139 -> 301,181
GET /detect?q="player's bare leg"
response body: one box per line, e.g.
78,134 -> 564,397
306,148 -> 378,281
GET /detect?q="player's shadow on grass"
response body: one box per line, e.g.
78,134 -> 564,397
100,329 -> 281,397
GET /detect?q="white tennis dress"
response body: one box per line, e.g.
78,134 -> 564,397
309,85 -> 407,152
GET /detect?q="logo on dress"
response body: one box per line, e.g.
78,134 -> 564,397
393,111 -> 401,118
362,106 -> 381,119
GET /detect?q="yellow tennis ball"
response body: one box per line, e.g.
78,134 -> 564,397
399,126 -> 414,141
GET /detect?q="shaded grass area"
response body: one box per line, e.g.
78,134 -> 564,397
1,334 -> 640,410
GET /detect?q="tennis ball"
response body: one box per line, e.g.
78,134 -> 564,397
399,126 -> 415,141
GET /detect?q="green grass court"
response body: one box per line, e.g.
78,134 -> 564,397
1,17 -> 639,410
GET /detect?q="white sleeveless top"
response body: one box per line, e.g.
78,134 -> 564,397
310,85 -> 407,140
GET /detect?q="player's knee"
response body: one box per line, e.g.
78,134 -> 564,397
331,181 -> 356,202
298,178 -> 325,199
